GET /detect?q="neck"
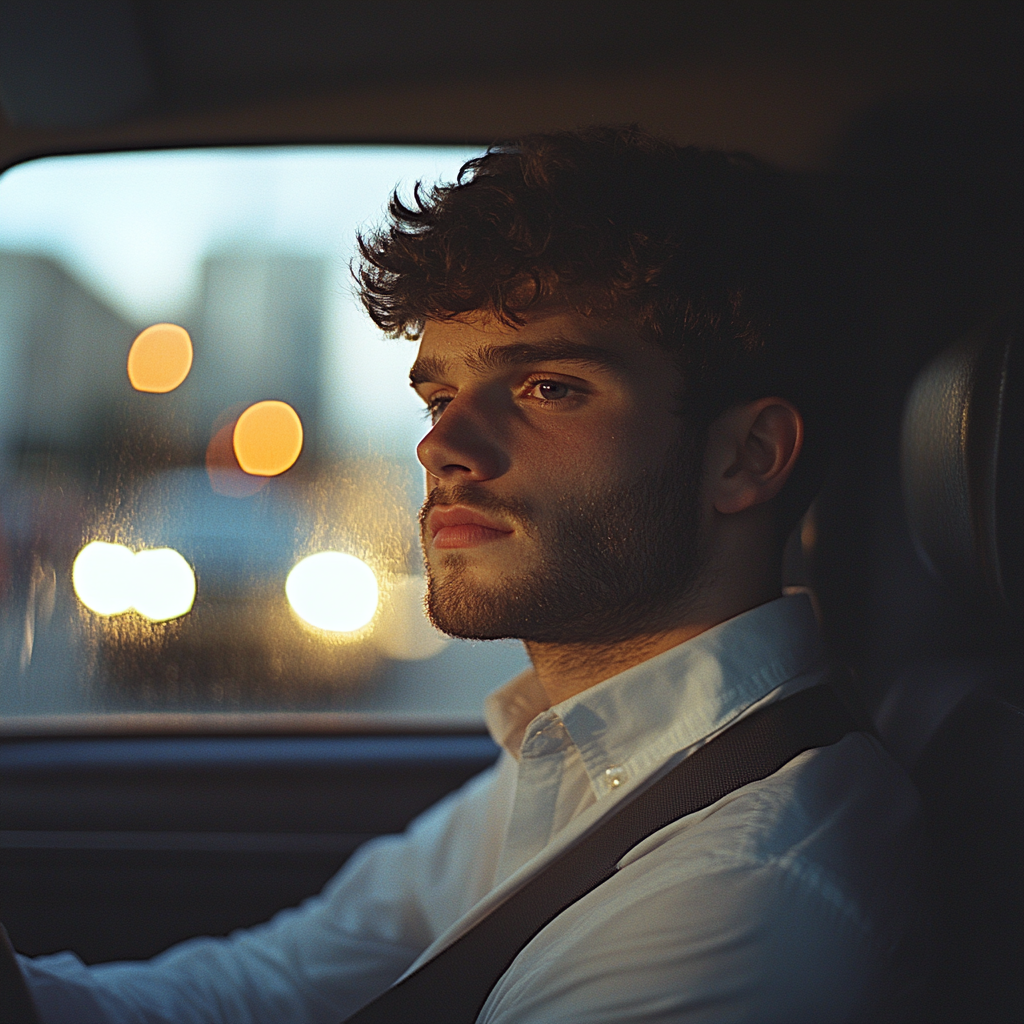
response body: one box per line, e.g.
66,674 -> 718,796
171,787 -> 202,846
523,623 -> 706,708
525,538 -> 783,707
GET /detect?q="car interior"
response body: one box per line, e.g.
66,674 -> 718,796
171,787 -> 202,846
0,3 -> 1021,1022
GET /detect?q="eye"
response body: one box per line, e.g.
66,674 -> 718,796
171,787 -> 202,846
527,380 -> 572,403
423,395 -> 452,424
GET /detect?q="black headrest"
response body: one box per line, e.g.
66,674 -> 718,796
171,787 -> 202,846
900,312 -> 1022,619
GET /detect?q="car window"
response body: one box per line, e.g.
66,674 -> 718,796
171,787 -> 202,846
0,146 -> 530,730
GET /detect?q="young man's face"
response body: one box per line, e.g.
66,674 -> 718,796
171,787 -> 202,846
411,310 -> 710,644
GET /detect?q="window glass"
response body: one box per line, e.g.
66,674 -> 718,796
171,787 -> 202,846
0,147 -> 530,727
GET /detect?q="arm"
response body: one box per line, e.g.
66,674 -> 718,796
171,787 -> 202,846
21,762 -> 506,1024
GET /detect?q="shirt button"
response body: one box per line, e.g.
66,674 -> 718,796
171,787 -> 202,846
600,765 -> 627,793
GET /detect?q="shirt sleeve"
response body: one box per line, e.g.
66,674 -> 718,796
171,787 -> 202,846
20,763 -> 503,1024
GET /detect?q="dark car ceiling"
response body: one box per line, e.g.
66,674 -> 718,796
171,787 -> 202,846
0,0 -> 1021,170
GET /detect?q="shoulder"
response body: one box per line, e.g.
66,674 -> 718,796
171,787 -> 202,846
619,732 -> 924,933
623,730 -> 921,870
479,734 -> 926,1024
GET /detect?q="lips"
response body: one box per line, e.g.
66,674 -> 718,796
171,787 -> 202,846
427,506 -> 514,549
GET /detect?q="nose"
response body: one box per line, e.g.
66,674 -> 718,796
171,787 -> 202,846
416,394 -> 506,485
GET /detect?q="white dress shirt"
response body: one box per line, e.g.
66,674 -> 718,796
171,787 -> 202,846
21,595 -> 926,1023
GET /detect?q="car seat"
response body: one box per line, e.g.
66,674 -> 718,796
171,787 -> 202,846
875,312 -> 1023,1023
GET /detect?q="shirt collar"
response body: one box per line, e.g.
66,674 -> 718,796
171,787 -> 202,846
484,593 -> 824,793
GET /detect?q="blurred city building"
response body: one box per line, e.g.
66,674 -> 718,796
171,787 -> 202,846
0,222 -> 527,720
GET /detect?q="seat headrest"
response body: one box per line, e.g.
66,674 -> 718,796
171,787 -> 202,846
900,312 -> 1022,619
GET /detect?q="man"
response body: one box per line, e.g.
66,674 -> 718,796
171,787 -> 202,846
21,127 -> 924,1023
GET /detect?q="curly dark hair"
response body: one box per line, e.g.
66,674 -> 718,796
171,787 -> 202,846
356,126 -> 849,534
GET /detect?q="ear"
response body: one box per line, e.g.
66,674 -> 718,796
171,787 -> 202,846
704,399 -> 804,516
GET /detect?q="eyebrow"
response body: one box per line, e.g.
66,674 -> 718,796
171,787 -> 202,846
408,339 -> 628,387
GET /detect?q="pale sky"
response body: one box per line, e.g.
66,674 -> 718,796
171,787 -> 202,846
0,145 -> 478,457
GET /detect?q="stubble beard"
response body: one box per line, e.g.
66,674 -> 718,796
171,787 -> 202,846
419,435 -> 710,645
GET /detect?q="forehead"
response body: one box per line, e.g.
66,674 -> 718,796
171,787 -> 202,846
410,311 -> 669,385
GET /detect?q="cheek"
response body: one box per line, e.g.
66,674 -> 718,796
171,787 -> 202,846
576,411 -> 679,464
520,418 -> 650,490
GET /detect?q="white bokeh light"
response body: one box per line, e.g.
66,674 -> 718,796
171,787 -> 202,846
374,575 -> 449,661
72,542 -> 136,616
132,549 -> 197,622
72,542 -> 195,621
286,552 -> 379,633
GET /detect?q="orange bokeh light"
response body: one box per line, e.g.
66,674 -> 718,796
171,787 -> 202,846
206,415 -> 269,498
233,400 -> 303,477
127,323 -> 193,393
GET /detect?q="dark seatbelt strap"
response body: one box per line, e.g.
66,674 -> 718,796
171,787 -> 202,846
343,678 -> 858,1024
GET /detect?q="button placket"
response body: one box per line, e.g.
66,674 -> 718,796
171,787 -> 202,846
499,713 -> 573,885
